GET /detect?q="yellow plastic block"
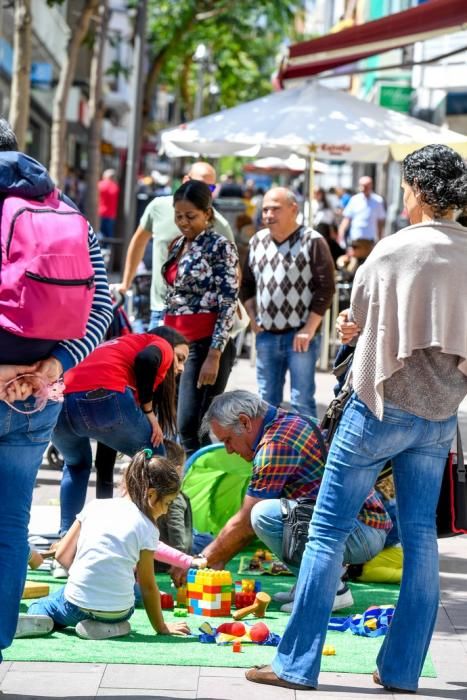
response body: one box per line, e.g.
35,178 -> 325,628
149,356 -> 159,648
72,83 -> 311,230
322,644 -> 336,656
22,580 -> 50,599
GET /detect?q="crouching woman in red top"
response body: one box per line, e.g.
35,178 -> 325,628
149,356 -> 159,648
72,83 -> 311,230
52,327 -> 189,535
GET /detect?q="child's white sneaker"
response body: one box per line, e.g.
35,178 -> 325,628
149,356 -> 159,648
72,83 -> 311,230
51,559 -> 68,579
15,614 -> 53,638
75,619 -> 131,640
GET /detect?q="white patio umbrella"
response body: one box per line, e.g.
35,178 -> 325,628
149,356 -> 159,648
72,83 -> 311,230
161,81 -> 467,162
245,154 -> 328,173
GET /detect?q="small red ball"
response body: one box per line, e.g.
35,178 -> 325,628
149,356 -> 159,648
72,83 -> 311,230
230,621 -> 246,637
249,621 -> 269,643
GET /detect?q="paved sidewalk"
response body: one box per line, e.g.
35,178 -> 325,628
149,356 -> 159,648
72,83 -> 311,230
2,357 -> 467,699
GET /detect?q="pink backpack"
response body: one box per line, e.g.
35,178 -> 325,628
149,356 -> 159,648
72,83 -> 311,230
0,189 -> 95,340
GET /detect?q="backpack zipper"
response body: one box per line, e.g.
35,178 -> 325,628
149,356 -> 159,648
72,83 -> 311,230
6,207 -> 86,258
25,271 -> 95,288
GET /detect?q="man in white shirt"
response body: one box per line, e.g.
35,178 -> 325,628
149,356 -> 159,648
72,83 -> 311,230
338,176 -> 385,246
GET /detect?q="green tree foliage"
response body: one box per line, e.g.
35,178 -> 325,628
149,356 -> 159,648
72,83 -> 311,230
144,0 -> 305,124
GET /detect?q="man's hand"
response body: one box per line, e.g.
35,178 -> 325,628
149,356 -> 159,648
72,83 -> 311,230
250,319 -> 264,335
293,328 -> 314,353
169,565 -> 187,588
197,350 -> 220,388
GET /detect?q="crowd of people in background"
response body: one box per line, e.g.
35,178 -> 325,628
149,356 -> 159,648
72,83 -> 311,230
2,111 -> 467,698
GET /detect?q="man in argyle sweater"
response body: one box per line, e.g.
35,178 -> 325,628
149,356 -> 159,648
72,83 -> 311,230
241,187 -> 335,419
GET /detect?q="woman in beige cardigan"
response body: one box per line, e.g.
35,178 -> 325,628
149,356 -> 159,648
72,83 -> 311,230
246,144 -> 467,693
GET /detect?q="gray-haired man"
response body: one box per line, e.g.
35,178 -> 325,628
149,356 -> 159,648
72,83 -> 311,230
199,390 -> 391,612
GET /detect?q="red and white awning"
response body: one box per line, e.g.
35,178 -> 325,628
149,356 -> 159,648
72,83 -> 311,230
278,0 -> 467,85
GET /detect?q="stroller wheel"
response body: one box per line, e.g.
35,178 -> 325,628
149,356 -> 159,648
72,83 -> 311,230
46,444 -> 64,470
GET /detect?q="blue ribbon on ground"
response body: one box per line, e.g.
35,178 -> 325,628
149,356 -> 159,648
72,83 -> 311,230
328,605 -> 395,638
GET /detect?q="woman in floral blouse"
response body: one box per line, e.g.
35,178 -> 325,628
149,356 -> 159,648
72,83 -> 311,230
163,180 -> 239,455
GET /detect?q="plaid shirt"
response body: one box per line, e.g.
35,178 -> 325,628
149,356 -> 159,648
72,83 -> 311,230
247,407 -> 391,531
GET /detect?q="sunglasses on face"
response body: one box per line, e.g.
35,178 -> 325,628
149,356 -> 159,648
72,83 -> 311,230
187,176 -> 216,193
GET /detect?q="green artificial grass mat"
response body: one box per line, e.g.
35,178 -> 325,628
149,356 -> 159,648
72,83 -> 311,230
5,554 -> 436,676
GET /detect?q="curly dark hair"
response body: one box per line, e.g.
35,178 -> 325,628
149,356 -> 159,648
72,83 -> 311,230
124,451 -> 181,524
402,144 -> 467,217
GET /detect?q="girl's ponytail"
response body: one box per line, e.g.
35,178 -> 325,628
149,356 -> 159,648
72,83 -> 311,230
124,449 -> 180,523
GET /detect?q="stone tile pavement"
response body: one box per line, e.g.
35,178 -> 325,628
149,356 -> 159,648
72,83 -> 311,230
2,357 -> 467,699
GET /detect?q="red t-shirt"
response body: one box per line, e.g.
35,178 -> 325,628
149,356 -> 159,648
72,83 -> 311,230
64,334 -> 173,395
98,179 -> 120,218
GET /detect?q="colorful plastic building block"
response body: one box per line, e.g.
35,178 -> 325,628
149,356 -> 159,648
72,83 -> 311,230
160,593 -> 174,610
241,578 -> 255,592
187,568 -> 233,617
174,607 -> 188,617
234,592 -> 256,609
232,640 -> 242,652
176,585 -> 187,607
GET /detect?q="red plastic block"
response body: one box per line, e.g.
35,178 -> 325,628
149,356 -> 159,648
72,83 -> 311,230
234,592 -> 256,609
160,593 -> 174,610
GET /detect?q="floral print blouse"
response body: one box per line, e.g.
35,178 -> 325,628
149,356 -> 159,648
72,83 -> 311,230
163,228 -> 239,351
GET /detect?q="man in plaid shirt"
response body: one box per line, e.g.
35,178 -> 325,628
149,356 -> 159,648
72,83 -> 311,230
200,390 -> 391,611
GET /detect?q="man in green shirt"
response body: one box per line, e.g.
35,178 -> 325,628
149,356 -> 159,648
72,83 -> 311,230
119,162 -> 235,327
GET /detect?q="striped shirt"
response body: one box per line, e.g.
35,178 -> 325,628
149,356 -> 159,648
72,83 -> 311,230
247,407 -> 391,531
52,225 -> 113,372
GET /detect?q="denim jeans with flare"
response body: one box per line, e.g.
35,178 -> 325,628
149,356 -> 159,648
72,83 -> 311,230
271,394 -> 457,691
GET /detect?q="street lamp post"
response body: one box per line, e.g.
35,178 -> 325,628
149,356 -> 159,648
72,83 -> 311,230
123,0 -> 147,254
193,43 -> 212,120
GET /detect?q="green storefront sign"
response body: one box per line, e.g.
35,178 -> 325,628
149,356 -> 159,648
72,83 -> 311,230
379,85 -> 414,113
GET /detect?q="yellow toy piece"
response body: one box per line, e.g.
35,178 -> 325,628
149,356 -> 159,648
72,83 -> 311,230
357,546 -> 403,584
322,644 -> 336,656
22,580 -> 50,599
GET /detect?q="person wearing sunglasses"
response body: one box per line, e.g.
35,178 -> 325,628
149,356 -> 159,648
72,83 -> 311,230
119,162 -> 235,330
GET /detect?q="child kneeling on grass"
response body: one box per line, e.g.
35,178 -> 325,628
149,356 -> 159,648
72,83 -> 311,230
17,449 -> 190,641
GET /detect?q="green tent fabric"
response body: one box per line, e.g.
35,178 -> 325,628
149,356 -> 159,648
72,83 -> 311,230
182,444 -> 252,535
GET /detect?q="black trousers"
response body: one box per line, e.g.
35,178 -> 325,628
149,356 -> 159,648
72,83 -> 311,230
177,337 -> 236,456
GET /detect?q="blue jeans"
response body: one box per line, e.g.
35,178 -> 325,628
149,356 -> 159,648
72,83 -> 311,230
272,395 -> 457,691
100,217 -> 116,239
52,388 -> 164,534
0,399 -> 61,659
149,310 -> 165,328
28,586 -> 134,628
177,337 -> 236,456
251,498 -> 387,576
255,330 -> 321,419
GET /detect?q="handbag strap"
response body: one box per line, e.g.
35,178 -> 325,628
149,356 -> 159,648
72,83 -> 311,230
456,425 -> 465,483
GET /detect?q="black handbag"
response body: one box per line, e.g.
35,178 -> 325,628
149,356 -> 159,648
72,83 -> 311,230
280,497 -> 315,567
320,348 -> 354,449
436,427 -> 467,537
